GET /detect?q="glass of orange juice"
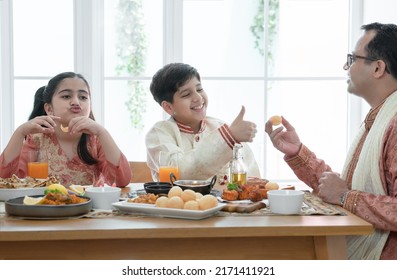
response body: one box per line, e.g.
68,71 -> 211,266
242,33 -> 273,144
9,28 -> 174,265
158,151 -> 180,182
27,150 -> 48,179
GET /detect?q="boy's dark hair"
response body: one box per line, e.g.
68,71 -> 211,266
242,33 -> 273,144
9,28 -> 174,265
29,72 -> 98,165
150,63 -> 201,105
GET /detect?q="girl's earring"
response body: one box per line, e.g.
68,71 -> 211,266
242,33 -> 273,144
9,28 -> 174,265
173,112 -> 177,116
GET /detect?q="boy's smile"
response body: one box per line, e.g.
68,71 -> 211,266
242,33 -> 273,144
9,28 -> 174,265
162,77 -> 208,133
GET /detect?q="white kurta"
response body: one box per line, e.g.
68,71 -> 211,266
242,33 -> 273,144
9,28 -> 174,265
145,117 -> 261,190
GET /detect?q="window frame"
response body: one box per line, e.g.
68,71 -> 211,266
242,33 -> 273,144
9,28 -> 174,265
1,0 -> 366,181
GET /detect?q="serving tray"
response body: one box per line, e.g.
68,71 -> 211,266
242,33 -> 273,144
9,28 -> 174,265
112,201 -> 225,220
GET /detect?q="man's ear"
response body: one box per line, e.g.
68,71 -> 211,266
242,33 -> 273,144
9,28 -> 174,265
374,60 -> 388,78
44,103 -> 53,115
161,101 -> 174,116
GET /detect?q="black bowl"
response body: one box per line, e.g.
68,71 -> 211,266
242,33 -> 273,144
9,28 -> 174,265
144,182 -> 172,195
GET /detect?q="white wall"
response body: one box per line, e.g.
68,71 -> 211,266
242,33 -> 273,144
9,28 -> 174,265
364,0 -> 397,24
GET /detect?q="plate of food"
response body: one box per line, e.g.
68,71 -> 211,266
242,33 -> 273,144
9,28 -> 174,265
112,201 -> 225,220
0,175 -> 59,201
219,179 -> 294,203
5,184 -> 92,218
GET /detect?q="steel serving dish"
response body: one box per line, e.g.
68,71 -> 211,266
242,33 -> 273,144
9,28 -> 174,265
170,175 -> 217,195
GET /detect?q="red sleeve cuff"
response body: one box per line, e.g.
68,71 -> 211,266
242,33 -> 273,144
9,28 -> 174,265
218,124 -> 239,149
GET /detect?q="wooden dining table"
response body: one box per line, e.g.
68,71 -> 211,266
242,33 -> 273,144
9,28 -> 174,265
0,184 -> 373,260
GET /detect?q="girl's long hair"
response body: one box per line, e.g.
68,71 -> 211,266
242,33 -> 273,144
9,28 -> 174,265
29,72 -> 98,165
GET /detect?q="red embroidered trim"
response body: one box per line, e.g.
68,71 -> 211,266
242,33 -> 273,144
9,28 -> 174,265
175,120 -> 207,134
219,124 -> 238,149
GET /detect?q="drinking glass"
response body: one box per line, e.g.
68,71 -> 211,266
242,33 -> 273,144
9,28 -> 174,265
27,150 -> 48,179
158,151 -> 180,182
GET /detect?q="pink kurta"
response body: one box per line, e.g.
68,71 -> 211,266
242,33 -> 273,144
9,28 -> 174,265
285,105 -> 397,259
0,133 -> 131,187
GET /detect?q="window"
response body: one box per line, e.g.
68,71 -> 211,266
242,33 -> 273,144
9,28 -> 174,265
0,0 -> 372,182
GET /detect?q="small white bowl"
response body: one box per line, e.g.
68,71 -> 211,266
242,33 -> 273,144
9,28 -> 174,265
267,190 -> 304,214
0,187 -> 46,202
85,186 -> 121,210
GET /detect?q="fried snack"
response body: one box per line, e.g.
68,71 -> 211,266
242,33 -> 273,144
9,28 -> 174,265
0,175 -> 58,189
155,196 -> 169,207
258,188 -> 268,199
184,200 -> 199,210
167,196 -> 184,209
221,189 -> 239,201
198,195 -> 218,210
39,192 -> 88,205
60,124 -> 69,132
128,193 -> 158,204
238,186 -> 251,200
180,189 -> 196,202
151,188 -> 219,210
248,189 -> 263,202
168,186 -> 183,198
221,178 -> 271,201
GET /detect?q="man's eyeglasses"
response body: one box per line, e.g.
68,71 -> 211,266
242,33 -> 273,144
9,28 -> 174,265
344,53 -> 378,70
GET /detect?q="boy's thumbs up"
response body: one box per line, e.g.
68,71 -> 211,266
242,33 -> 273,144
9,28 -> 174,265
232,106 -> 245,124
230,106 -> 257,143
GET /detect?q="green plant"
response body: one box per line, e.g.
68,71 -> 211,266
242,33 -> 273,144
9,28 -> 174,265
250,0 -> 279,60
115,0 -> 148,130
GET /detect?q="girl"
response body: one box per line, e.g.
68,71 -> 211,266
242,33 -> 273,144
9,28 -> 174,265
0,72 -> 131,186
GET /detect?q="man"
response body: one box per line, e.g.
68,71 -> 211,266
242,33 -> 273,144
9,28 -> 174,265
265,22 -> 397,259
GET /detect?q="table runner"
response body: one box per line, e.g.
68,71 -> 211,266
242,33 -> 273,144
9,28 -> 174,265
0,192 -> 346,220
216,192 -> 346,216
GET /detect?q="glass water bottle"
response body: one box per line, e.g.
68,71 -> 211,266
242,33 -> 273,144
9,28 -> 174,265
230,143 -> 247,186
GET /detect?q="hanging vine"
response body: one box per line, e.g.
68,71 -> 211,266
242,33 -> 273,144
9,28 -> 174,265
115,0 -> 148,130
250,0 -> 279,60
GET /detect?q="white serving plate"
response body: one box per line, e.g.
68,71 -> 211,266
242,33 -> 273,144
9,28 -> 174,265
112,201 -> 225,220
0,187 -> 46,202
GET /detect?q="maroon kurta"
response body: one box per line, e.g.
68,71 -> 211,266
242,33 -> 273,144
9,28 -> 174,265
284,104 -> 397,259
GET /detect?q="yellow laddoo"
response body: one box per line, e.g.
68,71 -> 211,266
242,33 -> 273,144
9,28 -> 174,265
155,196 -> 169,208
180,189 -> 196,202
265,182 -> 279,190
198,195 -> 218,210
184,200 -> 200,210
167,196 -> 184,209
195,192 -> 203,200
269,115 -> 282,126
168,186 -> 183,198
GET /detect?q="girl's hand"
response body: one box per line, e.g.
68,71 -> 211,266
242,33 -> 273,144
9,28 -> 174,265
66,116 -> 106,136
18,115 -> 61,136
